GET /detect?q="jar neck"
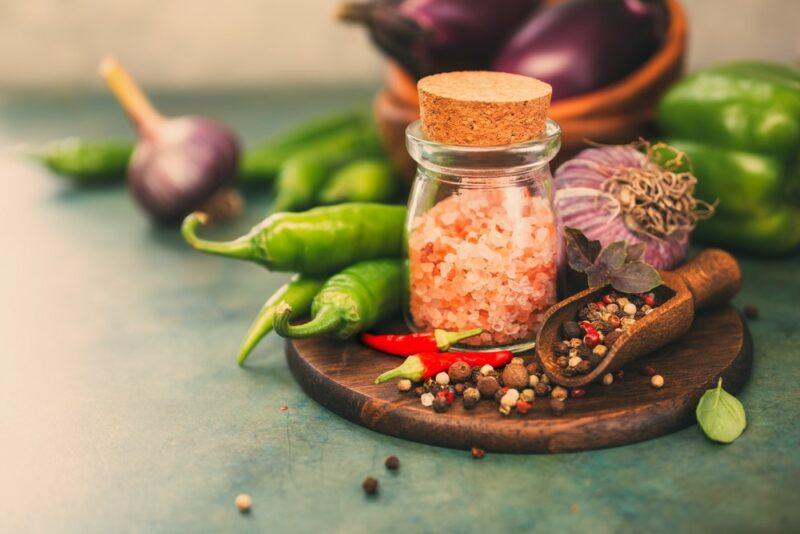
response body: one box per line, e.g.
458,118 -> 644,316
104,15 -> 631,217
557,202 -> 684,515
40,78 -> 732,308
406,119 -> 561,181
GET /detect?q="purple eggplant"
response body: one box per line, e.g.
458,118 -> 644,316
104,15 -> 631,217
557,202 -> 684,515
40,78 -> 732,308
493,0 -> 669,100
338,0 -> 541,78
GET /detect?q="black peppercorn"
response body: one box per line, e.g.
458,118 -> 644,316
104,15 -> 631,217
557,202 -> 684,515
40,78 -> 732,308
453,383 -> 466,396
526,362 -> 539,375
502,364 -> 529,390
463,387 -> 480,409
562,321 -> 584,339
577,344 -> 592,358
413,386 -> 426,397
362,477 -> 379,495
384,455 -> 400,470
554,341 -> 570,356
534,382 -> 551,397
576,360 -> 592,374
556,356 -> 569,368
432,396 -> 449,413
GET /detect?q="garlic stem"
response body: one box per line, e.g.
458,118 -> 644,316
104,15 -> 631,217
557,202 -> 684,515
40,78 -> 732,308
99,56 -> 163,137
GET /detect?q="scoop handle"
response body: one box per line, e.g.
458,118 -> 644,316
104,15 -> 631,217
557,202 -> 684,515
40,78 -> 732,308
673,249 -> 741,310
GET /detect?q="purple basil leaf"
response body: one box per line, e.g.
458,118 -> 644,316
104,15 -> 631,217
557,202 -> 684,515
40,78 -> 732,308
610,261 -> 663,293
586,264 -> 611,288
595,241 -> 627,273
627,242 -> 646,261
564,227 -> 601,272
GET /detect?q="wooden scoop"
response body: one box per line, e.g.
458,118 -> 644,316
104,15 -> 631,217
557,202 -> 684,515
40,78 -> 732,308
536,249 -> 742,388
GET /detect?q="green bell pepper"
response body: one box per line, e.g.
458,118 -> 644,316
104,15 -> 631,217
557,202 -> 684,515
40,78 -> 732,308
658,61 -> 800,254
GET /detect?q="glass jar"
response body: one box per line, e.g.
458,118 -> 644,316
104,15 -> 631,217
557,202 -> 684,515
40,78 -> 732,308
404,119 -> 561,351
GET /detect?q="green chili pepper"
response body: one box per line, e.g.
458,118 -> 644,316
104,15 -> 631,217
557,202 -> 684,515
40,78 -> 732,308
273,259 -> 402,339
181,203 -> 406,275
658,61 -> 800,254
238,110 -> 368,185
270,125 -> 384,213
237,274 -> 324,365
32,137 -> 133,185
317,158 -> 397,205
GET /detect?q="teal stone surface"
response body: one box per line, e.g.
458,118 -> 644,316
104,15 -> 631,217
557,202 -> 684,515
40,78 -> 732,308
1,88 -> 798,533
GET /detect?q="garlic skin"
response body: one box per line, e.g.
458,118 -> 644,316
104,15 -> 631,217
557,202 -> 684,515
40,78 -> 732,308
553,146 -> 691,270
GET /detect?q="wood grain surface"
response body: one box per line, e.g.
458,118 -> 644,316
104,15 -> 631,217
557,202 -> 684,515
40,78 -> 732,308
286,306 -> 751,453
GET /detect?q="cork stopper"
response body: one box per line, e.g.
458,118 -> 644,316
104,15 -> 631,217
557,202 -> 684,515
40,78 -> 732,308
418,71 -> 552,147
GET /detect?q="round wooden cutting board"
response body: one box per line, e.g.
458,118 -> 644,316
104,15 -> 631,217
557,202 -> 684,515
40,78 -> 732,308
285,306 -> 752,453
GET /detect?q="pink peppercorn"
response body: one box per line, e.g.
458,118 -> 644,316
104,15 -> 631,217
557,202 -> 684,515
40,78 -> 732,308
436,389 -> 455,405
516,400 -> 532,414
584,331 -> 601,349
602,295 -> 614,305
644,293 -> 656,307
570,388 -> 586,398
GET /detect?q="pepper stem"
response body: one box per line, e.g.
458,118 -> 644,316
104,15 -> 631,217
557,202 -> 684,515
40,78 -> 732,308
335,2 -> 374,24
374,355 -> 425,384
273,304 -> 343,339
99,56 -> 163,136
434,328 -> 483,351
181,212 -> 257,261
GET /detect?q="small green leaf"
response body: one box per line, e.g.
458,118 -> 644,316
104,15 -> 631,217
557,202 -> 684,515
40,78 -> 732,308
627,242 -> 646,261
610,261 -> 663,293
696,378 -> 746,443
564,227 -> 601,272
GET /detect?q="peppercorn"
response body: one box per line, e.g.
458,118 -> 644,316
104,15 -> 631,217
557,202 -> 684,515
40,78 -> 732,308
584,331 -> 601,349
568,356 -> 582,368
413,386 -> 426,397
539,374 -> 550,385
385,455 -> 400,470
510,356 -> 525,365
462,387 -> 480,409
362,477 -> 379,496
562,321 -> 583,339
477,375 -> 500,399
577,344 -> 592,359
551,386 -> 568,401
516,400 -> 532,414
432,396 -> 449,413
623,302 -> 637,315
569,338 -> 582,348
528,374 -> 540,388
606,303 -> 620,314
494,387 -> 508,403
607,314 -> 621,328
397,379 -> 412,392
651,375 -> 665,388
534,382 -> 550,397
744,305 -> 759,319
479,364 -> 494,376
437,388 -> 456,405
446,360 -> 471,383
471,447 -> 485,459
576,360 -> 592,374
526,362 -> 539,375
454,383 -> 466,396
562,367 -> 576,377
499,404 -> 512,415
435,372 -> 450,385
550,398 -> 565,415
601,373 -> 614,386
235,494 -> 252,513
470,366 -> 482,382
593,344 -> 608,358
420,392 -> 434,406
570,388 -> 586,398
500,388 -> 520,407
554,341 -> 570,355
639,365 -> 656,376
602,294 -> 614,305
520,388 -> 535,403
589,352 -> 604,366
502,364 -> 529,390
556,356 -> 569,368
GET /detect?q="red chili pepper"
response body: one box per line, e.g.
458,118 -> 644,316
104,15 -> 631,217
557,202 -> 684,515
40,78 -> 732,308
374,350 -> 514,384
584,330 -> 601,349
361,328 -> 483,356
579,321 -> 597,335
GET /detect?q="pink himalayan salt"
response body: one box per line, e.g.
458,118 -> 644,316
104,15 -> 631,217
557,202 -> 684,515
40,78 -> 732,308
408,189 -> 557,347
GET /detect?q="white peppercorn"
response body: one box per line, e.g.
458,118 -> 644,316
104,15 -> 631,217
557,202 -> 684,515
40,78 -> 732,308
397,379 -> 413,392
601,373 -> 614,386
435,372 -> 450,385
420,392 -> 434,406
651,375 -> 665,388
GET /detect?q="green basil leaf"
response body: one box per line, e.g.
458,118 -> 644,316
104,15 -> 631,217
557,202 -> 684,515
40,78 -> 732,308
609,261 -> 663,293
564,227 -> 601,272
595,240 -> 627,273
627,242 -> 646,261
696,378 -> 746,443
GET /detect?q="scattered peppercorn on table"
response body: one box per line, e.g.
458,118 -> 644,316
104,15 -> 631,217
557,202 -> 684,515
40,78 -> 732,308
1,88 -> 798,532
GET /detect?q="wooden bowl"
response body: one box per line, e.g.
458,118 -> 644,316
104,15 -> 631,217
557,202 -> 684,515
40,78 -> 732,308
374,0 -> 687,180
